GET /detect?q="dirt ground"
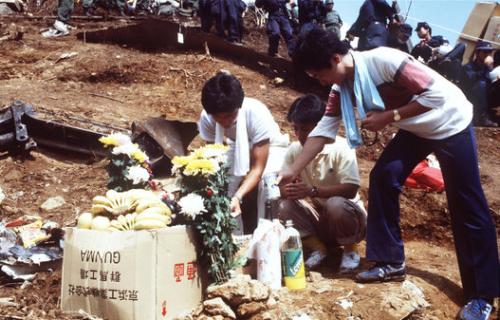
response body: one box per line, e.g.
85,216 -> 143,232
0,12 -> 499,320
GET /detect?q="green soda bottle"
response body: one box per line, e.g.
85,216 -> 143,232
281,220 -> 306,290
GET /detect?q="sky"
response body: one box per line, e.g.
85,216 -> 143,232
333,0 -> 479,45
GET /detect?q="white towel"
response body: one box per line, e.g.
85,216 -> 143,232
215,108 -> 249,177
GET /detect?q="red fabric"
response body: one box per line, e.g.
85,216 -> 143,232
404,160 -> 445,192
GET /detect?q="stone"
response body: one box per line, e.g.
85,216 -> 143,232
308,271 -> 323,282
236,301 -> 267,319
40,196 -> 65,211
265,296 -> 277,309
207,277 -> 270,307
249,311 -> 273,320
380,280 -> 430,319
203,297 -> 236,319
3,169 -> 21,182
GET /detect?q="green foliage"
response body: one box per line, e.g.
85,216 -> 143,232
179,160 -> 239,285
104,153 -> 148,192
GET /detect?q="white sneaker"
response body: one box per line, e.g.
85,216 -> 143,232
53,20 -> 69,35
305,250 -> 327,269
339,251 -> 360,274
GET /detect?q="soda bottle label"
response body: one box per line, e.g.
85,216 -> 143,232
283,249 -> 304,277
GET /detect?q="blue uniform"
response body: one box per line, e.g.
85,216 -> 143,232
199,0 -> 243,42
462,61 -> 493,125
297,0 -> 325,34
256,0 -> 295,57
348,0 -> 395,51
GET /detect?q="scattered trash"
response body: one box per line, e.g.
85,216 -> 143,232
272,77 -> 284,85
54,52 -> 79,64
40,196 -> 66,212
0,297 -> 18,307
336,298 -> 354,310
0,217 -> 63,282
0,186 -> 5,205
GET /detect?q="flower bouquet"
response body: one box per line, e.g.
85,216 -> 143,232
172,144 -> 239,284
99,133 -> 152,192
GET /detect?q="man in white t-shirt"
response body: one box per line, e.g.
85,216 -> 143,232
279,27 -> 499,320
279,94 -> 367,273
198,72 -> 288,234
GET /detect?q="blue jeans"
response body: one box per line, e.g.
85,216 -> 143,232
366,125 -> 499,300
266,14 -> 295,57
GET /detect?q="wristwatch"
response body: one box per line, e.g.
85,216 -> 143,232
393,109 -> 401,122
310,186 -> 319,197
233,194 -> 243,204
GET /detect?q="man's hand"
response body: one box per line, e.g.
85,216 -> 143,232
361,110 -> 393,132
282,182 -> 312,200
277,168 -> 298,186
230,196 -> 242,217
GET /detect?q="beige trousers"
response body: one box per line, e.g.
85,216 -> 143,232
279,197 -> 367,247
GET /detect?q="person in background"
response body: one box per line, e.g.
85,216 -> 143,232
387,23 -> 412,53
462,40 -> 497,127
42,0 -> 73,38
256,0 -> 296,57
297,0 -> 325,34
279,94 -> 367,272
199,0 -> 243,43
281,27 -> 499,320
488,50 -> 500,125
346,0 -> 396,51
410,22 -> 445,63
198,72 -> 289,234
323,0 -> 342,39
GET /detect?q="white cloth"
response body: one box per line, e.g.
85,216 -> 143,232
309,47 -> 473,142
489,66 -> 500,83
199,97 -> 289,218
214,106 -> 250,177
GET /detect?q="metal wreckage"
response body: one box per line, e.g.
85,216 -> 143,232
0,100 -> 198,175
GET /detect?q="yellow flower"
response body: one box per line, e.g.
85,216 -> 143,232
131,150 -> 149,164
172,155 -> 193,168
99,136 -> 118,147
204,144 -> 228,151
184,159 -> 216,176
193,149 -> 206,159
99,132 -> 132,147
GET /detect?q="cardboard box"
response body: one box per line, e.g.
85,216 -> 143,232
60,226 -> 202,320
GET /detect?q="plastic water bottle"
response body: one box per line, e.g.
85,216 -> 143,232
281,220 -> 306,290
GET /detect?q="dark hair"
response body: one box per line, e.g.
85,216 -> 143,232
287,94 -> 326,124
201,72 -> 244,114
416,22 -> 432,35
494,50 -> 500,67
293,27 -> 349,72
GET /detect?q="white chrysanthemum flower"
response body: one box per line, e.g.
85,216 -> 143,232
126,166 -> 150,184
112,143 -> 140,157
178,193 -> 206,219
112,132 -> 132,146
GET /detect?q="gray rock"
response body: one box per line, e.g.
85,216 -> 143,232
203,297 -> 236,319
40,196 -> 65,211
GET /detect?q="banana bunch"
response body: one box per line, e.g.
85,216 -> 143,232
91,190 -> 138,216
78,189 -> 174,231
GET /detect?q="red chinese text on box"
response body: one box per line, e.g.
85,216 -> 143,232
186,262 -> 197,280
173,263 -> 185,282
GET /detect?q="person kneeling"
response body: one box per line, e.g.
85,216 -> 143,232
279,94 -> 366,273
